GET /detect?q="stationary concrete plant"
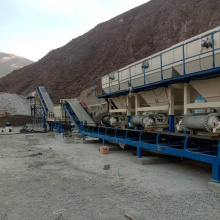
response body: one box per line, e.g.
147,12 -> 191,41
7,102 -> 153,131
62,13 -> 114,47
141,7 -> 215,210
32,26 -> 220,184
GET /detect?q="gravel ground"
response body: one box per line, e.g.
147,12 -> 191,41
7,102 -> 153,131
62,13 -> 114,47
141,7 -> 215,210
0,92 -> 30,116
0,132 -> 220,220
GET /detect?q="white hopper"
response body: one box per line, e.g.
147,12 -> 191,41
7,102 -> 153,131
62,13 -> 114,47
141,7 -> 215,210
191,77 -> 220,103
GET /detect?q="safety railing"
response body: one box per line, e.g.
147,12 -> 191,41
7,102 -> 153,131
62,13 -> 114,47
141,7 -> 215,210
94,29 -> 220,97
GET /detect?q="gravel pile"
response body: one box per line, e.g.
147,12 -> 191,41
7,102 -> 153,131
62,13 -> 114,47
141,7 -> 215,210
0,93 -> 30,116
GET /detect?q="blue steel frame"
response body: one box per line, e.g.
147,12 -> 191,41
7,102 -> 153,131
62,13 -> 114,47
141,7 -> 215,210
79,125 -> 220,182
94,31 -> 220,98
36,87 -> 49,113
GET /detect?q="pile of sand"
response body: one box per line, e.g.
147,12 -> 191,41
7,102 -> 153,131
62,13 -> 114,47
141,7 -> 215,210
0,93 -> 30,116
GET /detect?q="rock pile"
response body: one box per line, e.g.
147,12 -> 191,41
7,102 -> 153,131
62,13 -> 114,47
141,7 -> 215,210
0,93 -> 30,116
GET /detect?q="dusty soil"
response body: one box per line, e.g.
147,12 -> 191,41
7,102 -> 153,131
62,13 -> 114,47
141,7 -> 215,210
0,0 -> 220,102
0,132 -> 220,219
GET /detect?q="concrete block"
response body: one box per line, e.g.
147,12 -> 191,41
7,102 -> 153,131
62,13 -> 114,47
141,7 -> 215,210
134,156 -> 177,165
25,134 -> 34,141
28,138 -> 40,145
208,181 -> 220,193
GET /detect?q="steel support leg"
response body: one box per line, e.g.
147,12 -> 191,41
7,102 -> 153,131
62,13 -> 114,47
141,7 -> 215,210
169,115 -> 175,132
102,139 -> 106,146
137,147 -> 141,158
58,120 -> 62,133
80,121 -> 84,131
127,116 -> 131,128
65,110 -> 67,133
212,164 -> 220,183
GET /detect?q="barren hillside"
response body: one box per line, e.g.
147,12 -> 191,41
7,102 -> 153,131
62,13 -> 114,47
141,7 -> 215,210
0,52 -> 33,78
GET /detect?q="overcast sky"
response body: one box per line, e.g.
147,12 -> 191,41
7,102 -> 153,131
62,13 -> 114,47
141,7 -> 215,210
0,0 -> 150,61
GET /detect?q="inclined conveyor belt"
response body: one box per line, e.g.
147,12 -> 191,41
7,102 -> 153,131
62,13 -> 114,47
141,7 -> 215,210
63,99 -> 95,126
37,86 -> 54,113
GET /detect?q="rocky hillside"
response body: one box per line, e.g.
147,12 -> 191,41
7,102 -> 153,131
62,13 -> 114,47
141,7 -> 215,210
0,52 -> 33,78
0,0 -> 219,103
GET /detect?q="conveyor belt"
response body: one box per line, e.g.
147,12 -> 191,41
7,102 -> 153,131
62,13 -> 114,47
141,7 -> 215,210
37,86 -> 54,113
81,125 -> 220,182
63,99 -> 95,126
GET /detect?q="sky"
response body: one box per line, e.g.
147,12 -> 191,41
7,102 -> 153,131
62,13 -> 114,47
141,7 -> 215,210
0,0 -> 150,61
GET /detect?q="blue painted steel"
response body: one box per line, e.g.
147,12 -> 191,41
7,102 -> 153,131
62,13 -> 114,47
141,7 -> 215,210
80,128 -> 220,182
127,116 -> 131,128
212,165 -> 220,183
169,115 -> 175,132
137,147 -> 141,158
50,122 -> 54,131
63,104 -> 80,131
184,136 -> 189,151
37,87 -> 49,113
40,104 -> 42,127
218,142 -> 220,157
80,121 -> 84,131
58,120 -> 62,133
65,111 -> 67,133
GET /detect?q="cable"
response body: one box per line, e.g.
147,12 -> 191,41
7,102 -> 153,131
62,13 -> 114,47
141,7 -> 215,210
152,87 -> 165,96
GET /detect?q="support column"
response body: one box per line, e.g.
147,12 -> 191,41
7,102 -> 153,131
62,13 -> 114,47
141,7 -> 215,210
135,94 -> 140,115
58,120 -> 62,133
65,110 -> 67,133
212,164 -> 220,182
127,116 -> 131,128
102,139 -> 106,146
80,121 -> 84,131
169,116 -> 175,132
184,83 -> 190,115
137,147 -> 141,158
168,85 -> 175,132
126,96 -> 132,116
127,95 -> 132,128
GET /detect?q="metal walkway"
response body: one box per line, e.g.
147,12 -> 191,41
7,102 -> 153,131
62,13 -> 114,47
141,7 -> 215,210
37,86 -> 54,113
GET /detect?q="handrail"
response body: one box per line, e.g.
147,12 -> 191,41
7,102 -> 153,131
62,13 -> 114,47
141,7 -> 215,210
94,29 -> 220,97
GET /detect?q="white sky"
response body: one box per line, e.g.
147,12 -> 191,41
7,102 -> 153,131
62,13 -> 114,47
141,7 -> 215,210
0,0 -> 150,61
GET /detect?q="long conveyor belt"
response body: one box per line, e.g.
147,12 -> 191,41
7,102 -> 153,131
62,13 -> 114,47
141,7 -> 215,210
37,86 -> 54,113
63,99 -> 95,128
81,125 -> 220,182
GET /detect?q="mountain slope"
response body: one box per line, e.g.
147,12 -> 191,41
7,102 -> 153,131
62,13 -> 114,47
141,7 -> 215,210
0,52 -> 33,78
0,0 -> 220,102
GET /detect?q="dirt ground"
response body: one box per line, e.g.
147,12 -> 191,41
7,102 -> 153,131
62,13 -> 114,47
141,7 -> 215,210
0,132 -> 220,220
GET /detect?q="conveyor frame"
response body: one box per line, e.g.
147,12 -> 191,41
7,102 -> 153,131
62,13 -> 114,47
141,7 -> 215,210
80,126 -> 220,182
